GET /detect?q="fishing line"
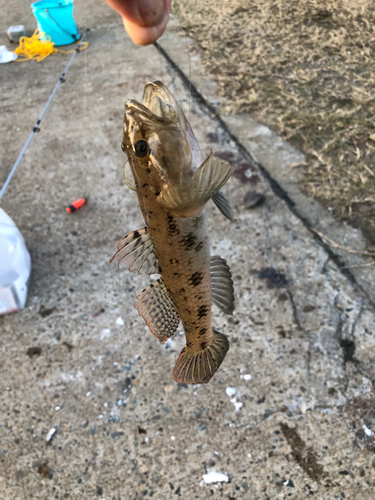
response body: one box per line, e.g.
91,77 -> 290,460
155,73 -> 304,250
168,13 -> 192,119
153,34 -> 165,84
153,14 -> 192,120
0,28 -> 90,200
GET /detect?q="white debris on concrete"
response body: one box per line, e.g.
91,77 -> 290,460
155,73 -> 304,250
202,471 -> 229,484
46,427 -> 56,442
116,317 -> 124,326
226,387 -> 243,411
243,374 -> 252,381
363,424 -> 372,437
230,397 -> 243,411
100,328 -> 111,340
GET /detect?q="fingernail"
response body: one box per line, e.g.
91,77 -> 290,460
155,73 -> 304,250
138,0 -> 165,27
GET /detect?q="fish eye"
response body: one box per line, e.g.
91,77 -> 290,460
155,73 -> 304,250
134,140 -> 149,158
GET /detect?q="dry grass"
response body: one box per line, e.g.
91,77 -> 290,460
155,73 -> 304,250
172,0 -> 375,245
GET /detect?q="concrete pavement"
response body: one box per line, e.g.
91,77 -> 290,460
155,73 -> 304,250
1,4 -> 375,499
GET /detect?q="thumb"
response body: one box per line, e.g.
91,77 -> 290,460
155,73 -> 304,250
105,0 -> 172,45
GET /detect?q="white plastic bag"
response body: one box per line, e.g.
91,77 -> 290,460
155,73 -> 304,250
0,209 -> 31,315
0,45 -> 18,64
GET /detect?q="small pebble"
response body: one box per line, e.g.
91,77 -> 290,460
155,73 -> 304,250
243,190 -> 265,209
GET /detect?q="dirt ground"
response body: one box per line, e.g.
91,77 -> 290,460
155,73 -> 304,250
172,0 -> 375,246
1,1 -> 375,499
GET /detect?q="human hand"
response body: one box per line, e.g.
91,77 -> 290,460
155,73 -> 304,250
105,0 -> 172,46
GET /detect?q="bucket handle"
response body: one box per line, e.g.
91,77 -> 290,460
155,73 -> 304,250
44,8 -> 79,42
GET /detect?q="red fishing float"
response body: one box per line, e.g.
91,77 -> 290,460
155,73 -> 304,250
66,199 -> 85,213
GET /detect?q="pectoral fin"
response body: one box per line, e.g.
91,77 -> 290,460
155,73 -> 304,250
135,279 -> 180,344
157,153 -> 235,217
110,227 -> 159,275
212,191 -> 236,221
210,255 -> 235,315
124,161 -> 137,191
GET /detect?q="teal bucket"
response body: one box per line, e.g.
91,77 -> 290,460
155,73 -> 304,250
31,0 -> 79,46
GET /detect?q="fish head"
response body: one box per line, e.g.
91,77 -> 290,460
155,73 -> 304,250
122,81 -> 201,190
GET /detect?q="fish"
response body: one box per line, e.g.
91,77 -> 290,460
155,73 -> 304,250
111,81 -> 236,384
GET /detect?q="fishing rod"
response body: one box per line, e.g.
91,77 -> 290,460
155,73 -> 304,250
0,28 -> 90,200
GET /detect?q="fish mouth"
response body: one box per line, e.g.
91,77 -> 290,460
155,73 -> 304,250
124,82 -> 200,172
142,81 -> 181,121
125,81 -> 183,125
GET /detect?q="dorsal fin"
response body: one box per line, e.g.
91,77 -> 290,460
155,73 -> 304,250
157,153 -> 235,217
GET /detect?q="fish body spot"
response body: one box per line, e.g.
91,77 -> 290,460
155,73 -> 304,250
193,215 -> 204,228
190,271 -> 203,287
167,214 -> 179,235
198,327 -> 207,337
198,305 -> 209,319
181,233 -> 197,250
195,241 -> 204,252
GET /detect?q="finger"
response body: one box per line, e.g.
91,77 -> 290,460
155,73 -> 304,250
123,12 -> 170,45
106,0 -> 169,28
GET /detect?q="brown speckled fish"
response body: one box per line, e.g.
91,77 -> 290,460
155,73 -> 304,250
111,81 -> 235,384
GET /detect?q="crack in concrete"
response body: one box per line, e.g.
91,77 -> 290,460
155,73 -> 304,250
285,289 -> 313,387
349,300 -> 364,338
286,290 -> 302,332
321,255 -> 331,275
333,295 -> 350,395
334,298 -> 375,389
153,42 -> 375,312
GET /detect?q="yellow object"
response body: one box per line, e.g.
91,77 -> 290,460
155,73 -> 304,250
13,29 -> 88,62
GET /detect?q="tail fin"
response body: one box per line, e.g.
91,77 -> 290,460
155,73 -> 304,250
172,330 -> 229,384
